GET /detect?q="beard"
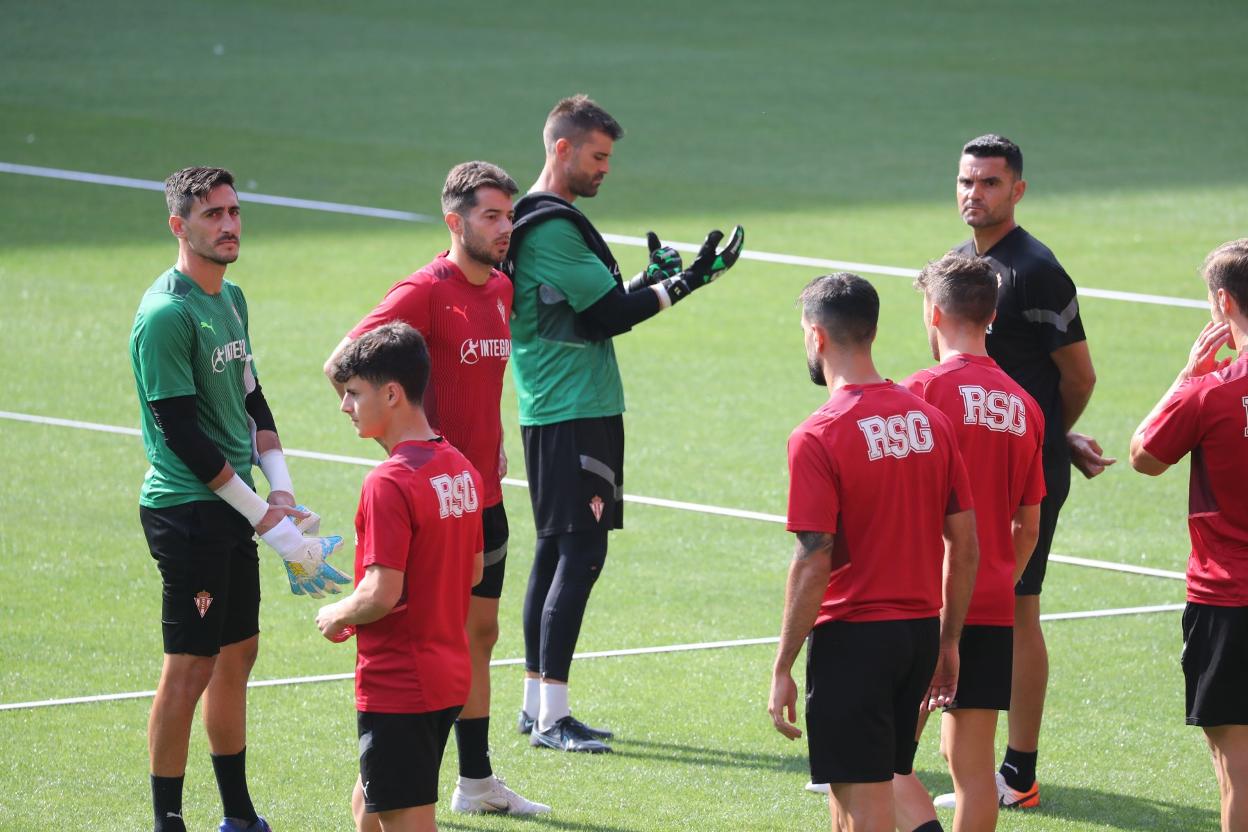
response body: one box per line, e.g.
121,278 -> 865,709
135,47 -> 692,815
807,354 -> 826,386
567,167 -> 603,199
190,234 -> 239,265
461,224 -> 503,266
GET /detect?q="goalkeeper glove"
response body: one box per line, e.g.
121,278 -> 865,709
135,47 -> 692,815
625,231 -> 684,292
659,225 -> 745,304
260,518 -> 351,598
293,504 -> 321,535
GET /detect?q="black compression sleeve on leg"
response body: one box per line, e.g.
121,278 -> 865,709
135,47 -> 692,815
523,536 -> 561,674
540,529 -> 609,681
578,284 -> 662,340
244,383 -> 276,434
148,396 -> 228,484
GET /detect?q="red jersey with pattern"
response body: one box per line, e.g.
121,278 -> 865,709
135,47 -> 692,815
1140,353 -> 1248,606
348,253 -> 512,506
787,382 -> 974,624
904,353 -> 1046,626
353,438 -> 484,714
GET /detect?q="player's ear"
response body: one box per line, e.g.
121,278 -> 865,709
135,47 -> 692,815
554,137 -> 573,160
168,214 -> 185,239
444,211 -> 463,236
1011,177 -> 1027,204
929,303 -> 943,327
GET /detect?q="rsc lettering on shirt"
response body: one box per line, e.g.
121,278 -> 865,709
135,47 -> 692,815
430,470 -> 481,518
856,410 -> 935,460
957,385 -> 1028,435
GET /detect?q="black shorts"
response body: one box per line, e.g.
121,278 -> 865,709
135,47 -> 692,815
521,415 -> 624,537
472,501 -> 509,600
947,625 -> 1013,711
1016,451 -> 1071,597
806,617 -> 940,783
358,706 -> 461,812
1182,603 -> 1248,727
140,501 -> 261,657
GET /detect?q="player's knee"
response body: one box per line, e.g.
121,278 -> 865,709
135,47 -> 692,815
163,656 -> 216,701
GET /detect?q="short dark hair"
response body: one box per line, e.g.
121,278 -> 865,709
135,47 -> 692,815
962,134 -> 1023,178
441,160 -> 519,216
165,166 -> 235,218
1201,238 -> 1248,311
915,252 -> 999,326
798,273 -> 879,346
332,322 -> 430,404
543,94 -> 623,153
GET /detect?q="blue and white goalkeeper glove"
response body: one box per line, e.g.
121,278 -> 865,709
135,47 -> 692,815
260,517 -> 351,599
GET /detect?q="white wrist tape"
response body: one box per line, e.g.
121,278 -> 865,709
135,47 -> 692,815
259,449 -> 294,497
260,516 -> 305,558
213,474 -> 270,527
653,282 -> 672,310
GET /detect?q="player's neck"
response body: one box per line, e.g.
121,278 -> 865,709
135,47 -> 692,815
823,351 -> 884,394
445,246 -> 492,286
379,409 -> 438,454
532,166 -> 575,204
937,327 -> 989,360
175,248 -> 227,294
971,218 -> 1017,255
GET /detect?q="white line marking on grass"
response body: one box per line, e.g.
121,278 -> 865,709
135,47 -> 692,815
0,409 -> 1191,583
0,162 -> 1208,310
0,606 -> 1180,712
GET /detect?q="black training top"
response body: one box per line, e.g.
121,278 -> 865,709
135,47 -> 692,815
956,226 -> 1086,457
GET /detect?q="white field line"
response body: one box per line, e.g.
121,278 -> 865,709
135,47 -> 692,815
0,409 -> 1189,584
0,162 -> 1208,310
0,606 -> 1182,713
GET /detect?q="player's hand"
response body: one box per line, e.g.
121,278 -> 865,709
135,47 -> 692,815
925,643 -> 959,711
624,231 -> 684,292
660,226 -> 745,303
1182,320 -> 1233,380
271,532 -> 351,598
267,490 -> 296,508
768,671 -> 802,740
1067,431 -> 1117,479
255,503 -> 309,534
498,445 -> 508,479
315,601 -> 355,642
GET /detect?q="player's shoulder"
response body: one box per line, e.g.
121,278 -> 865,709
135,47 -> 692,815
1008,227 -> 1070,280
136,270 -> 195,322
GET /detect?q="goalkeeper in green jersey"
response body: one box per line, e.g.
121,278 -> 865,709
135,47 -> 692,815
129,167 -> 347,832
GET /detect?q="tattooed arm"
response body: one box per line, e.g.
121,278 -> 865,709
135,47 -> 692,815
768,531 -> 835,740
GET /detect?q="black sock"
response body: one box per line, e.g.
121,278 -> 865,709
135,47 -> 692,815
1000,746 -> 1038,791
454,717 -> 494,779
913,822 -> 944,832
211,748 -> 258,823
151,774 -> 186,832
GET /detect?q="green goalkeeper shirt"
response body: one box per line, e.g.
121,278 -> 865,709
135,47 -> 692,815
510,217 -> 625,425
130,268 -> 259,508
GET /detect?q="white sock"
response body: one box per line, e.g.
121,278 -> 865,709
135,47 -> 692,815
457,774 -> 494,795
538,682 -> 570,732
523,677 -> 540,718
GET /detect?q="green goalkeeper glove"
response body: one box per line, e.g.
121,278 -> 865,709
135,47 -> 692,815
625,231 -> 684,292
659,225 -> 745,304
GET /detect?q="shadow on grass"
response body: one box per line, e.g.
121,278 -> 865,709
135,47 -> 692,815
911,767 -> 1219,831
442,818 -> 643,832
609,736 -> 808,774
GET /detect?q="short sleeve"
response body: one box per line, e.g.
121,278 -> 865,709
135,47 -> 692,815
357,472 -> 414,573
1141,381 -> 1204,465
900,371 -> 928,399
938,416 -> 975,515
530,220 -> 617,312
786,427 -> 840,533
349,276 -> 432,340
134,300 -> 196,401
1020,265 -> 1086,354
1020,402 -> 1046,505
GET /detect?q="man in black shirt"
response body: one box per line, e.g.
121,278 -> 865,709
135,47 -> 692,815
952,134 -> 1114,809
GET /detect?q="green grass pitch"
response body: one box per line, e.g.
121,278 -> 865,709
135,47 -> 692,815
2,1 -> 1246,829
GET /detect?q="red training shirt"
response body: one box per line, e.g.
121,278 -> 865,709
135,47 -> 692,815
348,253 -> 512,507
787,382 -> 974,625
904,354 -> 1046,626
1140,353 -> 1248,606
353,438 -> 484,714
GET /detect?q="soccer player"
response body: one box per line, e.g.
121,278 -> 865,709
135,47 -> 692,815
131,167 -> 347,832
317,322 -> 485,832
324,161 -> 547,814
891,253 -> 1045,832
506,94 -> 744,753
768,273 -> 979,832
1130,240 -> 1248,832
953,134 -> 1114,806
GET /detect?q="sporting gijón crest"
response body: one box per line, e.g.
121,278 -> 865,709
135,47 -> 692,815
194,591 -> 213,618
589,495 -> 605,523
